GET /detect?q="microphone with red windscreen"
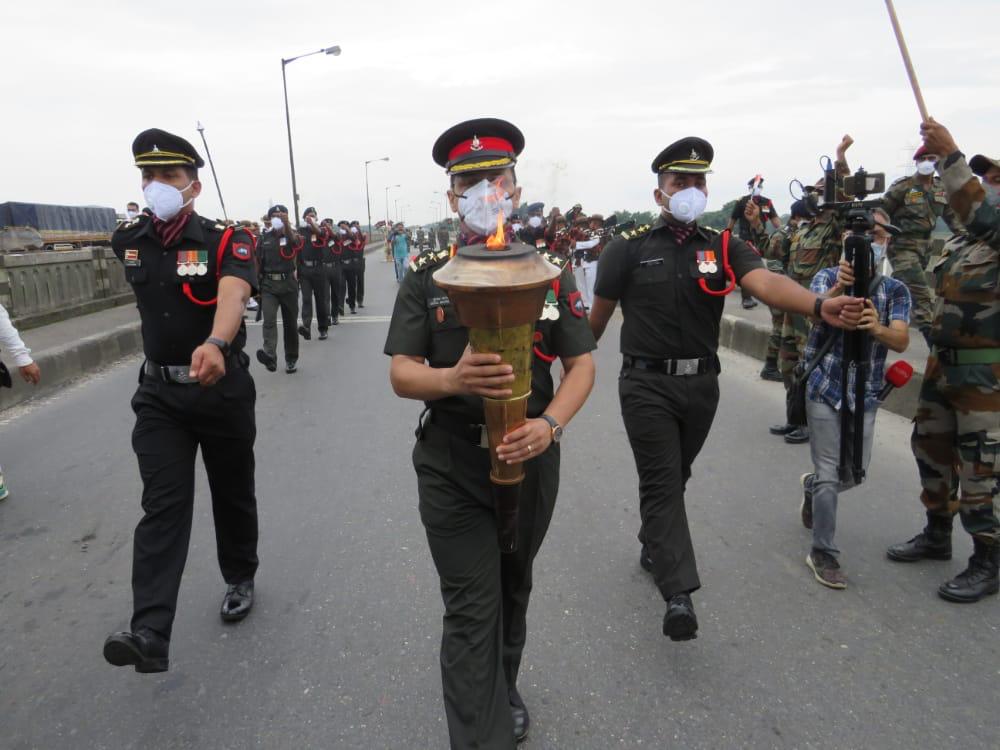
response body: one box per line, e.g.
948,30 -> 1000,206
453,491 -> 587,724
879,360 -> 914,401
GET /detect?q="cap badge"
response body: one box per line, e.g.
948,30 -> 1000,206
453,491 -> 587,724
152,145 -> 160,152
690,149 -> 699,160
470,136 -> 483,152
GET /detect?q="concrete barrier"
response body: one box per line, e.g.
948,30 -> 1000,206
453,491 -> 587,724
0,247 -> 134,331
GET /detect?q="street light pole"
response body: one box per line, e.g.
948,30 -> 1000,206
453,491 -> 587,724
364,157 -> 389,240
385,184 -> 400,226
280,44 -> 341,227
195,121 -> 228,221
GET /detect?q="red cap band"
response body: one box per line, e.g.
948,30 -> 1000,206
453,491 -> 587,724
448,136 -> 514,164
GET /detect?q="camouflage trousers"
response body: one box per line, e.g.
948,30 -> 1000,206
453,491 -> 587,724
779,277 -> 813,381
912,358 -> 1000,542
766,305 -> 784,361
889,240 -> 935,333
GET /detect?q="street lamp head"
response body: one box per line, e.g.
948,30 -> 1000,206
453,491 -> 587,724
325,45 -> 342,56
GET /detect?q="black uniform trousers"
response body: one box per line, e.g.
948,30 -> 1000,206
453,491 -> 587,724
344,258 -> 365,310
323,262 -> 343,322
260,276 -> 299,364
414,422 -> 559,750
619,367 -> 719,599
129,364 -> 258,639
299,267 -> 330,332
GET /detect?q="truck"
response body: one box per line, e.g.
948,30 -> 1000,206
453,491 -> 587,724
0,201 -> 118,253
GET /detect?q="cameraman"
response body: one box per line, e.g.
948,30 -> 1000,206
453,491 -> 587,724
0,302 -> 42,502
799,209 -> 911,589
887,119 -> 1000,604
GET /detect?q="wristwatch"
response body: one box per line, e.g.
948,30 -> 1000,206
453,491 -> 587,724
540,414 -> 563,443
205,336 -> 231,356
813,296 -> 825,319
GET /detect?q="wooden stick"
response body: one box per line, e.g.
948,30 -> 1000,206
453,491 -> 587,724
885,0 -> 930,122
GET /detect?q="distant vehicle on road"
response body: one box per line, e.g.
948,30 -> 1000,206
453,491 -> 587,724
0,202 -> 118,253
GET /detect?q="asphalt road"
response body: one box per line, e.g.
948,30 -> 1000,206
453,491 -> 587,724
1,257 -> 997,750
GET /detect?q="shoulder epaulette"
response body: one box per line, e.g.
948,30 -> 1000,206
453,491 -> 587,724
540,250 -> 569,270
113,213 -> 148,235
410,247 -> 451,272
889,175 -> 911,188
620,224 -> 651,240
701,226 -> 720,235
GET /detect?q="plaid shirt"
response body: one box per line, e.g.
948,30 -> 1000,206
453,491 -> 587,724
805,267 -> 911,413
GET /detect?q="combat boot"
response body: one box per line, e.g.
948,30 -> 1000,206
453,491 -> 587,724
759,358 -> 782,382
938,540 -> 1000,603
886,512 -> 953,562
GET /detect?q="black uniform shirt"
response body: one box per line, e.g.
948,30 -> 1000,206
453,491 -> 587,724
595,216 -> 763,359
299,224 -> 326,263
257,228 -> 298,274
384,247 -> 596,422
112,213 -> 258,365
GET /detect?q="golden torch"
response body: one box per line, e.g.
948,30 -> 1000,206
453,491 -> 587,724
433,211 -> 560,552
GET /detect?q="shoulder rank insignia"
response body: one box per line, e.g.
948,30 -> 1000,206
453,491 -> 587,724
540,250 -> 569,271
621,224 -> 651,240
410,248 -> 450,272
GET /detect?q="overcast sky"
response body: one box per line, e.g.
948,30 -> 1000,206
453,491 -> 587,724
2,0 -> 996,226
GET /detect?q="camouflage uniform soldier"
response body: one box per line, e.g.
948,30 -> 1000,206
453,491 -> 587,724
887,120 -> 1000,603
760,202 -> 810,381
882,145 -> 964,347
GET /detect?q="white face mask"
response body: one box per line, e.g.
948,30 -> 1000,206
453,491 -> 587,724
339,228 -> 348,235
751,186 -> 763,197
126,209 -> 139,220
143,180 -> 193,222
983,183 -> 1000,208
457,178 -> 514,236
270,216 -> 284,231
916,160 -> 936,176
350,227 -> 358,234
512,222 -> 523,232
662,186 -> 708,224
871,242 -> 886,265
528,215 -> 542,228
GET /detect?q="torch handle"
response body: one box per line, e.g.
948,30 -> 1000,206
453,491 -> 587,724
884,0 -> 930,122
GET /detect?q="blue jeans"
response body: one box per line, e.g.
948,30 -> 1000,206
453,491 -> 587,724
393,254 -> 408,283
805,399 -> 877,558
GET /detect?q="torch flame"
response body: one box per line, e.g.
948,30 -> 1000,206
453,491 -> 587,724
485,207 -> 507,249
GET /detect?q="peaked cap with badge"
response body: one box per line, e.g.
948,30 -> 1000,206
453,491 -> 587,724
651,137 -> 714,175
132,128 -> 205,169
432,117 -> 524,175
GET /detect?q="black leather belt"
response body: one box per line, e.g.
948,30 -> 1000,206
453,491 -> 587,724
322,260 -> 339,266
428,410 -> 489,448
144,355 -> 244,385
622,355 -> 719,376
263,272 -> 291,280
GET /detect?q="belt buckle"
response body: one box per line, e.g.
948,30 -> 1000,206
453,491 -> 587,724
479,425 -> 489,449
675,359 -> 699,376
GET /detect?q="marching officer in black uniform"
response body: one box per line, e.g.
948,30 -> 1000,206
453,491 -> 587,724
103,128 -> 259,673
321,218 -> 343,326
297,206 -> 331,340
256,204 -> 302,373
589,137 -> 863,641
385,118 -> 596,747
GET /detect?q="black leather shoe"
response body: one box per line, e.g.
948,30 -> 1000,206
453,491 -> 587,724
285,361 -> 298,374
318,330 -> 328,340
759,360 -> 782,382
509,686 -> 529,743
887,513 -> 953,562
938,542 -> 999,603
256,349 -> 277,373
297,325 -> 311,340
221,580 -> 254,623
103,627 -> 169,673
769,423 -> 795,435
331,317 -> 339,326
358,303 -> 365,309
663,593 -> 698,641
784,427 -> 810,444
350,308 -> 357,314
640,545 -> 653,573
741,297 -> 758,310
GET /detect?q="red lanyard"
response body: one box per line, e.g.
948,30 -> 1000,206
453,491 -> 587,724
698,229 -> 737,297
